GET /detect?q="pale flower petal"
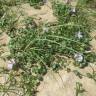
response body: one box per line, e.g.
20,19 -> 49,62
74,53 -> 83,62
76,31 -> 83,39
43,27 -> 49,32
7,59 -> 15,70
7,63 -> 13,70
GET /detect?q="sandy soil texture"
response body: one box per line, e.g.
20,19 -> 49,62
37,64 -> 96,96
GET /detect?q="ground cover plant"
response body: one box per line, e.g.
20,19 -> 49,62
0,0 -> 96,96
75,82 -> 86,96
26,0 -> 47,9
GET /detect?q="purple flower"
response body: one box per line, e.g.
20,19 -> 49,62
7,59 -> 15,70
72,7 -> 76,12
75,31 -> 83,39
70,7 -> 77,16
74,53 -> 83,62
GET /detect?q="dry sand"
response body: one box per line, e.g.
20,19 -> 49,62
37,64 -> 96,96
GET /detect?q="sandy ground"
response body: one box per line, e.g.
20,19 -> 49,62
0,32 -> 10,68
0,0 -> 96,96
37,64 -> 96,96
21,1 -> 57,23
90,31 -> 96,52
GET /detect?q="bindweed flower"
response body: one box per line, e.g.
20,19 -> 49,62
70,7 -> 77,16
7,59 -> 15,70
74,53 -> 83,62
43,27 -> 49,32
75,31 -> 83,39
72,7 -> 76,13
7,64 -> 13,70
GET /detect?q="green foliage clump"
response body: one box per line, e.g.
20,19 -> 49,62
8,2 -> 96,95
0,0 -> 20,7
78,0 -> 96,9
75,82 -> 86,96
28,0 -> 45,8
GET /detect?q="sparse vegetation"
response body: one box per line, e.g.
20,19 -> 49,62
0,0 -> 96,96
75,82 -> 86,96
